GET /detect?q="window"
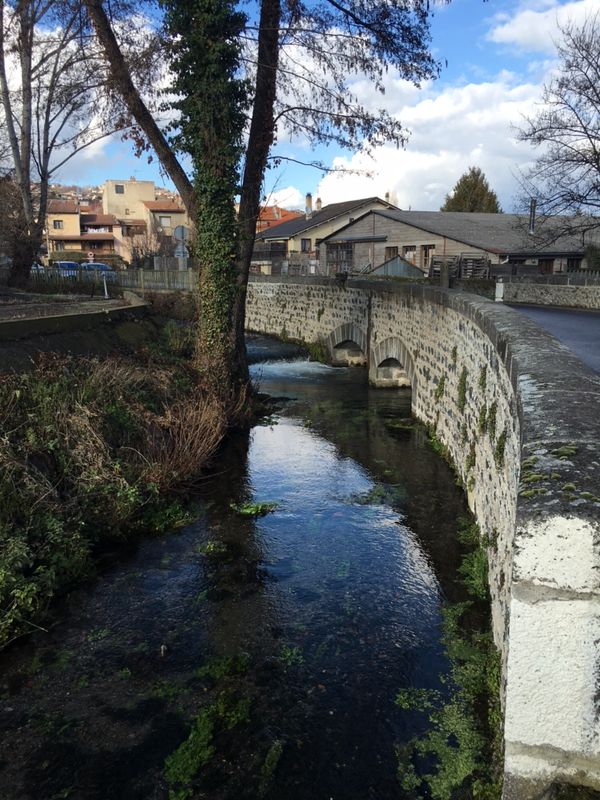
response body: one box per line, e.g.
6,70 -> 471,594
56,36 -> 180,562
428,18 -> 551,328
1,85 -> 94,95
159,215 -> 172,228
115,184 -> 124,194
421,244 -> 436,269
53,219 -> 64,230
301,238 -> 311,252
125,208 -> 130,215
326,242 -> 353,273
402,245 -> 416,263
567,257 -> 582,272
384,246 -> 398,261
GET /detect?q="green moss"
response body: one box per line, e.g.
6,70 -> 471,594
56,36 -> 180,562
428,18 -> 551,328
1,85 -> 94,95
519,487 -> 547,499
562,483 -> 576,492
487,402 -> 497,441
457,367 -> 468,412
552,444 -> 577,459
493,430 -> 507,469
520,472 -> 546,484
478,404 -> 487,434
478,365 -> 487,392
306,340 -> 327,363
434,374 -> 446,402
521,455 -> 538,469
465,442 -> 476,472
580,492 -> 600,502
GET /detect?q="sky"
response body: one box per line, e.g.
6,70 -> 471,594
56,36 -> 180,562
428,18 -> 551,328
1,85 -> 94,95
54,0 -> 597,213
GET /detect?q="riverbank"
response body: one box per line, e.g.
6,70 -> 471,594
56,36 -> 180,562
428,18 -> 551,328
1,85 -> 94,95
0,316 -> 232,650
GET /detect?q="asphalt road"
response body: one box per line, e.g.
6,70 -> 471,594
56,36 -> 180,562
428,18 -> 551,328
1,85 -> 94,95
509,304 -> 600,374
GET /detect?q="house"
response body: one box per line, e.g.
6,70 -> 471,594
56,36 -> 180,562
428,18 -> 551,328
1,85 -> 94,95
101,179 -> 193,265
46,200 -> 119,260
253,194 -> 400,274
319,210 -> 595,276
255,204 -> 303,232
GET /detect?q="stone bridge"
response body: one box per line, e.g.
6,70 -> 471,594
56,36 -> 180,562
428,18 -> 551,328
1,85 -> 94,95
246,275 -> 600,800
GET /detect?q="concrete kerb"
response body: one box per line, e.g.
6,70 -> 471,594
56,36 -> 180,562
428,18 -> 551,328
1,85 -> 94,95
0,300 -> 149,342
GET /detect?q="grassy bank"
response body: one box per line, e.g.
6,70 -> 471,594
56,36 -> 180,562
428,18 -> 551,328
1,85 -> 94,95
0,323 -> 231,650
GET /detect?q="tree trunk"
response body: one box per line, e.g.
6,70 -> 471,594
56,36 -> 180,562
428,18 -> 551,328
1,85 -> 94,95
8,229 -> 42,287
84,0 -> 196,216
232,0 -> 282,383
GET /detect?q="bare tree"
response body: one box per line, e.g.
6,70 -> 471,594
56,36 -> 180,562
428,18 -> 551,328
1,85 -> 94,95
85,0 -> 441,397
0,0 -> 162,284
518,13 -> 600,240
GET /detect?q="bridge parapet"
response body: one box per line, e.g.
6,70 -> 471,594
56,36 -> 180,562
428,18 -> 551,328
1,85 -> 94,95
246,275 -> 600,798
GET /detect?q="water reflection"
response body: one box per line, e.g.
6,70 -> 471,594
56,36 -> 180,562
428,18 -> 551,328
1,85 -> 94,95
0,339 -> 468,800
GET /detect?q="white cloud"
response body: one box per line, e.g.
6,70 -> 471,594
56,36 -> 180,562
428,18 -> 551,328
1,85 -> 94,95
487,0 -> 598,53
309,73 -> 543,211
264,185 -> 305,209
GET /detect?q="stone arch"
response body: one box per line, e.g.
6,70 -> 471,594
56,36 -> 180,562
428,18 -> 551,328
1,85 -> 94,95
326,322 -> 368,366
369,336 -> 415,389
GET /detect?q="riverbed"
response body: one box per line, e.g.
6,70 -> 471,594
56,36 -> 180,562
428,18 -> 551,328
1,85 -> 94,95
0,337 -> 471,799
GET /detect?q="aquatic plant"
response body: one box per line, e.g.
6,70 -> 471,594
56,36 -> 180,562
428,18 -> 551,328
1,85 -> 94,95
279,645 -> 304,668
164,691 -> 251,800
230,501 -> 278,517
394,517 -> 501,799
259,739 -> 285,797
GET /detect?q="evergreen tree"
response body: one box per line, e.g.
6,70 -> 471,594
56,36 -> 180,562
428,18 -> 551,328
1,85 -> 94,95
441,167 -> 502,213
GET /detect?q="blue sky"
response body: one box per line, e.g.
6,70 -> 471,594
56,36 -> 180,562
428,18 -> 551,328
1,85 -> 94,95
57,0 -> 597,212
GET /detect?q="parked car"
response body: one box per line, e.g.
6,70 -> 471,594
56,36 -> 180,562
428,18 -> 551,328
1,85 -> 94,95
30,262 -> 45,273
52,260 -> 81,276
82,262 -> 116,274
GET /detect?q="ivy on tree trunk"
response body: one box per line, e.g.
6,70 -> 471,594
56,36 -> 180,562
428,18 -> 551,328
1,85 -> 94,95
162,0 -> 250,398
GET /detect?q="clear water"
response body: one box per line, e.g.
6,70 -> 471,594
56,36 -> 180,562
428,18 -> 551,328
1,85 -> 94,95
0,337 -> 469,799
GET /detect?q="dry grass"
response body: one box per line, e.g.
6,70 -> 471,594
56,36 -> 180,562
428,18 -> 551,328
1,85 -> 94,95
140,391 -> 227,491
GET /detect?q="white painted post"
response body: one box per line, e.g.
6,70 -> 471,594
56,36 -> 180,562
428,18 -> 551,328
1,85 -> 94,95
495,277 -> 504,303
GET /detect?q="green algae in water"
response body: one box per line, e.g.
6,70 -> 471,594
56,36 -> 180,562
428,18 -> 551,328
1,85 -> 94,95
395,518 -> 502,800
259,739 -> 285,797
195,653 -> 250,682
164,692 -> 251,800
164,707 -> 216,800
230,501 -> 278,517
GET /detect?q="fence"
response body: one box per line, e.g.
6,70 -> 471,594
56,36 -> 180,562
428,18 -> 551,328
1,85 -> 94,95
502,270 -> 600,286
0,267 -> 197,293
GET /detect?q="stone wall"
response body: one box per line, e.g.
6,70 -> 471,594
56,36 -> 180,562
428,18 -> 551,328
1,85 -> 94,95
503,281 -> 600,309
246,275 -> 600,799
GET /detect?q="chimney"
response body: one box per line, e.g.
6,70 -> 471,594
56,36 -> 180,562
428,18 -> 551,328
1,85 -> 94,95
385,191 -> 390,203
305,192 -> 313,219
528,198 -> 537,235
316,197 -> 322,212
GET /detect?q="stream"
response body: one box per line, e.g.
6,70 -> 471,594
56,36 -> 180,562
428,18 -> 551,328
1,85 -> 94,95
0,336 -> 471,800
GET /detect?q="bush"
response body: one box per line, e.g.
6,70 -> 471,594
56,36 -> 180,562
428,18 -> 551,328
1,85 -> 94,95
0,350 -> 227,649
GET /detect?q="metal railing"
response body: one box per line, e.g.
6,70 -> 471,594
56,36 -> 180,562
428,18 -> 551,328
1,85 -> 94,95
0,266 -> 197,293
